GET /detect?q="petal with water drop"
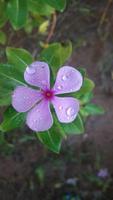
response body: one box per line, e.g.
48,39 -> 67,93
26,100 -> 53,132
12,86 -> 42,112
24,61 -> 50,89
52,96 -> 79,123
53,66 -> 83,94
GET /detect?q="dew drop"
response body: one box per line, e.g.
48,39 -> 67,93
36,109 -> 40,113
62,74 -> 69,81
26,67 -> 36,75
23,96 -> 26,100
57,85 -> 63,90
66,107 -> 76,118
70,88 -> 73,92
59,105 -> 63,111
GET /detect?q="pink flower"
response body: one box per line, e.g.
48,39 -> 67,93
97,168 -> 109,178
12,62 -> 83,132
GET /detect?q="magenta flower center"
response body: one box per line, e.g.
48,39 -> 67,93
42,89 -> 55,101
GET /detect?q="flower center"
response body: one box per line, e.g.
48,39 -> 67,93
42,89 -> 55,101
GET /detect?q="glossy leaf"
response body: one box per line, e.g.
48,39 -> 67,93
0,47 -> 32,106
0,107 -> 26,132
6,47 -> 33,72
7,0 -> 28,29
40,42 -> 72,77
0,63 -> 26,87
84,104 -> 105,115
0,87 -> 12,106
39,20 -> 49,34
61,114 -> 84,135
37,114 -> 65,153
0,1 -> 7,28
42,0 -> 66,11
77,78 -> 95,95
29,0 -> 54,16
79,92 -> 93,105
0,63 -> 26,106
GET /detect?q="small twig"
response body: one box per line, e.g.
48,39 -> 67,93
45,12 -> 57,44
98,0 -> 113,28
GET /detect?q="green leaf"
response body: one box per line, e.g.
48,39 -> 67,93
39,20 -> 49,34
37,113 -> 84,154
0,48 -> 32,106
0,107 -> 26,132
7,0 -> 28,29
61,114 -> 84,135
83,104 -> 105,115
0,87 -> 12,106
0,63 -> 26,106
0,1 -> 7,28
0,31 -> 7,45
42,0 -> 66,11
80,107 -> 89,118
0,63 -> 26,87
78,68 -> 86,77
37,114 -> 65,153
40,42 -> 72,77
77,78 -> 95,95
37,130 -> 62,153
79,92 -> 93,105
28,0 -> 54,16
6,47 -> 33,72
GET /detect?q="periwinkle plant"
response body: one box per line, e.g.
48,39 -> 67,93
12,61 -> 83,132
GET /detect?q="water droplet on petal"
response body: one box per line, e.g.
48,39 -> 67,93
26,67 -> 36,75
62,74 -> 69,81
62,75 -> 67,81
70,88 -> 73,92
66,107 -> 76,118
59,105 -> 63,111
57,85 -> 63,90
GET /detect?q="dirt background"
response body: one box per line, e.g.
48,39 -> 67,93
0,0 -> 113,199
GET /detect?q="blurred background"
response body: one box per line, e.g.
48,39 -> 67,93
0,0 -> 113,199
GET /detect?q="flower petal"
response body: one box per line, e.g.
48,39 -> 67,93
53,66 -> 83,94
12,86 -> 42,112
24,61 -> 50,89
52,96 -> 79,123
26,100 -> 53,132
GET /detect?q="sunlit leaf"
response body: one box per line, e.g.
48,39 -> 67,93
39,20 -> 49,34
